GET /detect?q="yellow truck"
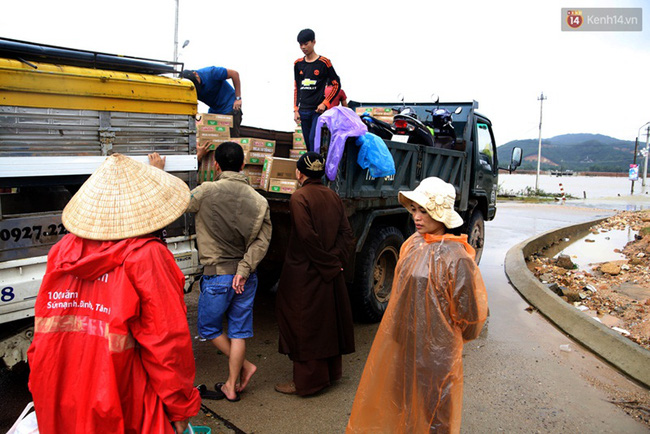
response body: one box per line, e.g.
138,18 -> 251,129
0,38 -> 201,368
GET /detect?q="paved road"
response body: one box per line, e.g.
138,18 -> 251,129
188,202 -> 648,433
2,202 -> 648,433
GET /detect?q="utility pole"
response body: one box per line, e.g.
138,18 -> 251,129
631,135 -> 639,195
632,122 -> 650,194
173,0 -> 180,63
641,126 -> 650,187
535,92 -> 547,192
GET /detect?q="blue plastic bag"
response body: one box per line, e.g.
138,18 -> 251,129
356,133 -> 396,178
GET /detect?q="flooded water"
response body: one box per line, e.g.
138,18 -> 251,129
499,173 -> 649,199
546,227 -> 638,273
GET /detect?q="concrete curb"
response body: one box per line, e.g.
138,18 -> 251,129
504,217 -> 650,388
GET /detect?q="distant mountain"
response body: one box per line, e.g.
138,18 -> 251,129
498,134 -> 639,172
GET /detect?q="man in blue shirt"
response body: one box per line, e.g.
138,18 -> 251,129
182,67 -> 243,137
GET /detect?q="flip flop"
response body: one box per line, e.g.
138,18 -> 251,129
215,382 -> 241,402
196,384 -> 225,400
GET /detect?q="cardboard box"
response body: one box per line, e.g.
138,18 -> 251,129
197,125 -> 231,135
197,150 -> 217,184
197,133 -> 231,142
268,178 -> 298,194
250,138 -> 276,154
196,113 -> 234,128
372,107 -> 393,116
230,137 -> 251,147
293,133 -> 306,149
233,138 -> 276,153
197,138 -> 229,151
261,157 -> 297,191
355,106 -> 394,117
248,176 -> 263,189
374,115 -> 394,123
295,127 -> 303,135
241,165 -> 263,188
243,164 -> 263,174
244,151 -> 268,166
290,149 -> 307,159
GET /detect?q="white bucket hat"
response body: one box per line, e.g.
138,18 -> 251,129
398,177 -> 463,229
62,154 -> 190,240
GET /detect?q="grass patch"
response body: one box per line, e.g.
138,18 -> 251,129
497,184 -> 577,200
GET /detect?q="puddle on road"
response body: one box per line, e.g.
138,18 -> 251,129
545,227 -> 638,272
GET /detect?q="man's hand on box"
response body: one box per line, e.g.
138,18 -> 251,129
196,142 -> 209,162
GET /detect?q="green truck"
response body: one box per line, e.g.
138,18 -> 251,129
246,101 -> 522,322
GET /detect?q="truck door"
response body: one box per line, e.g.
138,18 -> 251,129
475,117 -> 498,219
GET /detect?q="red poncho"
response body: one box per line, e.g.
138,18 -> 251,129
347,233 -> 488,434
28,234 -> 201,434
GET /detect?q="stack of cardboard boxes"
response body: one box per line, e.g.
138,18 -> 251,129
231,137 -> 276,189
355,106 -> 394,124
260,156 -> 298,194
290,126 -> 307,159
195,114 -> 302,195
196,113 -> 233,183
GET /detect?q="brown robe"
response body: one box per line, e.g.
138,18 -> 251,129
276,177 -> 355,363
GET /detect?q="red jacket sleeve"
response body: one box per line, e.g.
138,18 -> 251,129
124,240 -> 201,421
323,58 -> 340,108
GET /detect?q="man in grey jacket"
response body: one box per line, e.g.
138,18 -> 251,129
150,142 -> 271,402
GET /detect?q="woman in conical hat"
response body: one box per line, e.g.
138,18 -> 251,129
347,177 -> 488,434
28,154 -> 201,434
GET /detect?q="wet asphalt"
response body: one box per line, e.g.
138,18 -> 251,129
2,200 -> 649,433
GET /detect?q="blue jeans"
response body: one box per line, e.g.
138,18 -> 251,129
197,273 -> 258,339
299,109 -> 321,152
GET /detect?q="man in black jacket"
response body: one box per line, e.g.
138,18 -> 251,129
293,29 -> 341,152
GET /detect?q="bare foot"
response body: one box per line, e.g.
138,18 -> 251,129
217,382 -> 240,402
236,361 -> 257,393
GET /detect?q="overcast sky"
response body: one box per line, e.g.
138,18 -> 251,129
2,0 -> 649,145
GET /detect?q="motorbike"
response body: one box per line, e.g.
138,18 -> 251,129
358,95 -> 463,149
359,113 -> 395,140
422,105 -> 463,149
392,106 -> 435,146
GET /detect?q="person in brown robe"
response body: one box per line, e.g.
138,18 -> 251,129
275,152 -> 355,396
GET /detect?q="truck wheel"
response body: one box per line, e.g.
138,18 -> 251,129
352,226 -> 404,323
467,210 -> 485,264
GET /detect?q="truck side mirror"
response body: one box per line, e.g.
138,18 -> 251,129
511,147 -> 522,169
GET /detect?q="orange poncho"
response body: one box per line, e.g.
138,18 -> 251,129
347,233 -> 488,434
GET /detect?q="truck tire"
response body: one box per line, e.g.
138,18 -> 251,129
467,210 -> 485,264
352,226 -> 404,323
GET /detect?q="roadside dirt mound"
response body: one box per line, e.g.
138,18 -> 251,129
527,210 -> 650,351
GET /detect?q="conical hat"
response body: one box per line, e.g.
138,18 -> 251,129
62,154 -> 190,240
